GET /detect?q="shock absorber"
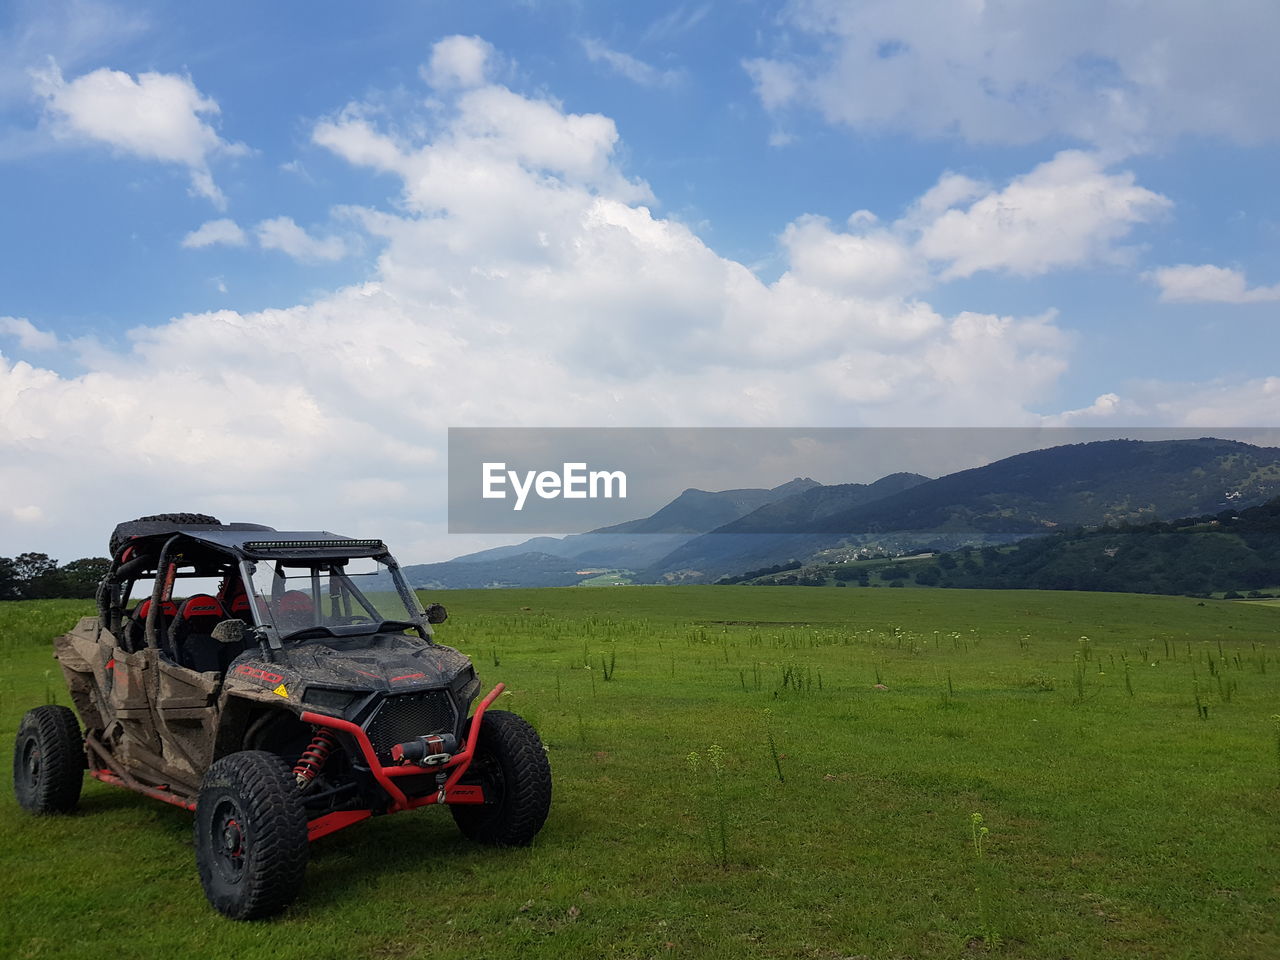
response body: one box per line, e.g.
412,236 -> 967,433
293,728 -> 338,787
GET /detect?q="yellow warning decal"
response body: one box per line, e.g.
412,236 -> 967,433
272,683 -> 289,698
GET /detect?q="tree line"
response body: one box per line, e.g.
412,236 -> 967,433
0,553 -> 111,601
855,501 -> 1280,596
723,496 -> 1280,597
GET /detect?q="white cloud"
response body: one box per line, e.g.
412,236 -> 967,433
748,0 -> 1280,149
1048,378 -> 1280,429
182,218 -> 247,249
581,38 -> 682,89
254,217 -> 347,262
1147,264 -> 1280,304
781,214 -> 923,298
917,152 -> 1170,279
12,505 -> 43,522
743,58 -> 802,112
1046,392 -> 1125,424
768,151 -> 1167,289
421,35 -> 493,90
1,41 -> 1199,562
33,61 -> 246,207
0,0 -> 146,105
0,316 -> 59,351
642,4 -> 711,42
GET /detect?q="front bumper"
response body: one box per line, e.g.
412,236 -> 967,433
300,681 -> 505,841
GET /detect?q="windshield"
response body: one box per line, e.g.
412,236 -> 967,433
245,557 -> 422,641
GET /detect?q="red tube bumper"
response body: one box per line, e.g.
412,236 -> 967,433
300,681 -> 504,841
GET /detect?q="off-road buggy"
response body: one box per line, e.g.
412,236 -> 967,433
12,514 -> 552,919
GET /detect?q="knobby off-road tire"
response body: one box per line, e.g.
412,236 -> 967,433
110,512 -> 222,559
451,709 -> 552,846
194,751 -> 308,920
13,705 -> 84,815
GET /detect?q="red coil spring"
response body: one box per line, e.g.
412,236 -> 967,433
293,729 -> 338,784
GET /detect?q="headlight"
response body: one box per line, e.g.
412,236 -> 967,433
303,686 -> 359,713
451,667 -> 480,703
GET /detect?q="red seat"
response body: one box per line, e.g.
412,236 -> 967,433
124,599 -> 178,651
169,595 -> 230,672
229,593 -> 253,620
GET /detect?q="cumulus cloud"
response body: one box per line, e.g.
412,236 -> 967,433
0,316 -> 59,351
181,218 -> 247,249
33,61 -> 246,207
1045,392 -> 1125,425
1,38 -> 1193,561
1147,264 -> 1280,304
767,151 -> 1168,291
917,151 -> 1170,279
780,214 -> 923,299
421,35 -> 493,90
1049,378 -> 1280,429
254,217 -> 347,262
581,38 -> 682,88
747,0 -> 1280,149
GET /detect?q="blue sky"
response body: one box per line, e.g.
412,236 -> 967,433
2,0 -> 1279,561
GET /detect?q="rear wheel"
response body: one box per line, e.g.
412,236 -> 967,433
13,705 -> 84,815
194,751 -> 308,920
451,710 -> 552,846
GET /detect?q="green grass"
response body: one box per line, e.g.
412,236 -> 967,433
2,588 -> 1280,959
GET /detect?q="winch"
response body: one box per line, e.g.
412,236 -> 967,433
390,732 -> 459,766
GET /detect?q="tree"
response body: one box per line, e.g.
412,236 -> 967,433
13,553 -> 58,599
915,566 -> 941,586
13,552 -> 56,582
58,558 -> 111,599
0,557 -> 18,601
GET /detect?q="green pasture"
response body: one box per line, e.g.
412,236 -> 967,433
1,588 -> 1278,959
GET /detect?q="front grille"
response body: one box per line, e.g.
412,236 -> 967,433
364,691 -> 457,762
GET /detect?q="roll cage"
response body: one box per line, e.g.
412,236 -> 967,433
99,522 -> 435,666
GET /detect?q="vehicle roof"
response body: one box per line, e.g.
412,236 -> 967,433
112,520 -> 388,561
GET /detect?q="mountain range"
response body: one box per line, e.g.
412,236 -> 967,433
403,437 -> 1280,590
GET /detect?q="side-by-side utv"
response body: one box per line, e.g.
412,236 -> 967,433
12,514 -> 552,919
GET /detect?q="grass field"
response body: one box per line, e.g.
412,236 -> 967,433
2,588 -> 1279,959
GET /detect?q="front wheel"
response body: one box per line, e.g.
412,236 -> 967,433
451,709 -> 552,846
13,705 -> 84,815
194,751 -> 308,920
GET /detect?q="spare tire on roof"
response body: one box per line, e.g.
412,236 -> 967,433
110,513 -> 222,560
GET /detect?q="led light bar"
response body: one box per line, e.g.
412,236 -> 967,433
244,539 -> 386,551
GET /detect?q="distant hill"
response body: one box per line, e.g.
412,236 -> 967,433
592,477 -> 822,534
646,438 -> 1280,583
637,472 -> 933,582
424,478 -> 823,588
776,496 -> 1280,597
400,552 -> 589,590
798,438 -> 1280,536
